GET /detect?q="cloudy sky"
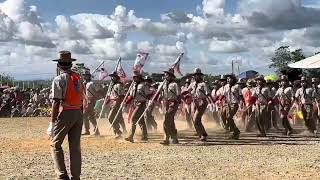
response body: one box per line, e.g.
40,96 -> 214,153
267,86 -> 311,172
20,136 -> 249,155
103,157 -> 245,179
1,0 -> 320,80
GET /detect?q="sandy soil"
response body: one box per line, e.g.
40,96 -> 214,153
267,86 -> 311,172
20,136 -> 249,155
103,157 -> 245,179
1,115 -> 320,179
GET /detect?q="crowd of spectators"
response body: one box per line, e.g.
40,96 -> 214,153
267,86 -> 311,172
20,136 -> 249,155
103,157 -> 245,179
0,87 -> 52,118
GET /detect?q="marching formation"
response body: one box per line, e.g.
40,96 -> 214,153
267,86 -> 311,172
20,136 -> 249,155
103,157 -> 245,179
45,51 -> 320,179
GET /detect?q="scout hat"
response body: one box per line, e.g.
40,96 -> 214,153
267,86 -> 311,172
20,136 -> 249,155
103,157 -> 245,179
163,68 -> 175,77
193,68 -> 204,76
109,71 -> 119,78
52,51 -> 76,62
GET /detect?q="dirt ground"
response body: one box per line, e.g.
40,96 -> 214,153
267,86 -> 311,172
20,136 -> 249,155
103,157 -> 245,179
1,115 -> 320,180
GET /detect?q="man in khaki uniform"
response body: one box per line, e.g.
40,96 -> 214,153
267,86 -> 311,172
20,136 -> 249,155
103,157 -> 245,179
251,75 -> 272,137
274,75 -> 294,136
182,79 -> 193,129
144,76 -> 158,131
125,72 -> 150,143
82,70 -> 100,136
107,71 -> 125,139
216,75 -> 229,132
295,76 -> 317,134
223,74 -> 242,139
160,68 -> 181,145
311,78 -> 320,128
187,68 -> 210,141
47,51 -> 84,180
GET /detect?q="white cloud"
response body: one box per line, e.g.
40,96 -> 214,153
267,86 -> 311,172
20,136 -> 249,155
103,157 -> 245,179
208,39 -> 247,53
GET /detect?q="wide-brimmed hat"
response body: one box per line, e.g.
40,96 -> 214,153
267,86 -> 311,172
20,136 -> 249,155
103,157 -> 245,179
109,71 -> 119,78
83,70 -> 91,76
255,75 -> 265,81
193,68 -> 204,76
133,71 -> 143,79
237,78 -> 246,84
163,68 -> 175,77
220,75 -> 227,80
312,77 -> 318,83
280,75 -> 288,81
52,51 -> 77,62
144,75 -> 153,82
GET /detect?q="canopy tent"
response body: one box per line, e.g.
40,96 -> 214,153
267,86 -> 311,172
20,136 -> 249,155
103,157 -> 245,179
288,54 -> 320,69
238,70 -> 258,79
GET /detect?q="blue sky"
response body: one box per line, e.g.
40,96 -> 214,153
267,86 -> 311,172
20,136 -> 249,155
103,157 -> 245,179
0,0 -> 320,80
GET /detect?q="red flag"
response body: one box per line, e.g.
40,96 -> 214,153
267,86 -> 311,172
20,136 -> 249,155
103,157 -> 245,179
170,53 -> 184,76
98,68 -> 108,80
133,52 -> 149,72
116,59 -> 127,81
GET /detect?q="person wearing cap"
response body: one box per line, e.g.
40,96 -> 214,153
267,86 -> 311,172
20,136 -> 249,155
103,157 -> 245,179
82,70 -> 100,136
107,71 -> 126,139
144,75 -> 158,132
159,68 -> 181,145
274,75 -> 294,136
186,68 -> 211,142
223,74 -> 242,139
216,75 -> 229,132
295,76 -> 317,134
182,78 -> 193,129
48,51 -> 84,179
125,72 -> 150,143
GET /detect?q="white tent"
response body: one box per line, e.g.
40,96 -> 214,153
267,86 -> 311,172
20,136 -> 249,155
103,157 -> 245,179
288,54 -> 320,69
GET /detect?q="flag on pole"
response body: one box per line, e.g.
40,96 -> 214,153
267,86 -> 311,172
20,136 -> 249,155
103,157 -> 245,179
133,52 -> 149,72
170,53 -> 184,76
116,58 -> 127,81
98,68 -> 108,80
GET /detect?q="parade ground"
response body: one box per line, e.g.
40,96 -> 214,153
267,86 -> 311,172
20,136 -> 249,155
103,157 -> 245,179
1,117 -> 320,179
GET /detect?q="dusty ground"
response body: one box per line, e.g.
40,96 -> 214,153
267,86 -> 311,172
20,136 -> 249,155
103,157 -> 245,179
1,115 -> 320,179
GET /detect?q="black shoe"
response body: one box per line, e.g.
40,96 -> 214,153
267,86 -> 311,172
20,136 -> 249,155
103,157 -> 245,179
125,137 -> 134,143
160,140 -> 170,145
200,136 -> 207,142
141,136 -> 148,141
172,138 -> 179,144
114,134 -> 123,139
287,130 -> 293,136
257,133 -> 266,137
82,132 -> 90,135
229,131 -> 240,140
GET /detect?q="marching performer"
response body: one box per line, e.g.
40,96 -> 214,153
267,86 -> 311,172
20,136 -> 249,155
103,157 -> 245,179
295,76 -> 317,134
186,68 -> 211,142
125,72 -> 150,143
160,68 -> 181,145
251,75 -> 272,137
274,75 -> 294,136
107,71 -> 126,139
182,79 -> 193,129
224,74 -> 242,139
82,70 -> 100,136
144,75 -> 158,131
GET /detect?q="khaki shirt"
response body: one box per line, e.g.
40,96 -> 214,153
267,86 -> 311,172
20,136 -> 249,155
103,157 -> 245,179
86,81 -> 98,99
274,87 -> 293,105
252,86 -> 272,104
224,84 -> 242,104
295,87 -> 315,104
162,81 -> 181,100
130,82 -> 150,103
313,87 -> 320,102
110,82 -> 125,100
187,82 -> 210,99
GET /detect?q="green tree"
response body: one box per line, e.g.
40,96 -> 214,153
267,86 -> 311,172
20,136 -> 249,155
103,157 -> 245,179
269,46 -> 304,80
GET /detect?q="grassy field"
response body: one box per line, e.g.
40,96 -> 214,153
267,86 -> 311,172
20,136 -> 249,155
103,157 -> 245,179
0,117 -> 320,179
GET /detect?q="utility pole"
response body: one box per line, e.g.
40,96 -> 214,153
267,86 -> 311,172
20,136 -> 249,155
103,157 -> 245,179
231,60 -> 234,75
